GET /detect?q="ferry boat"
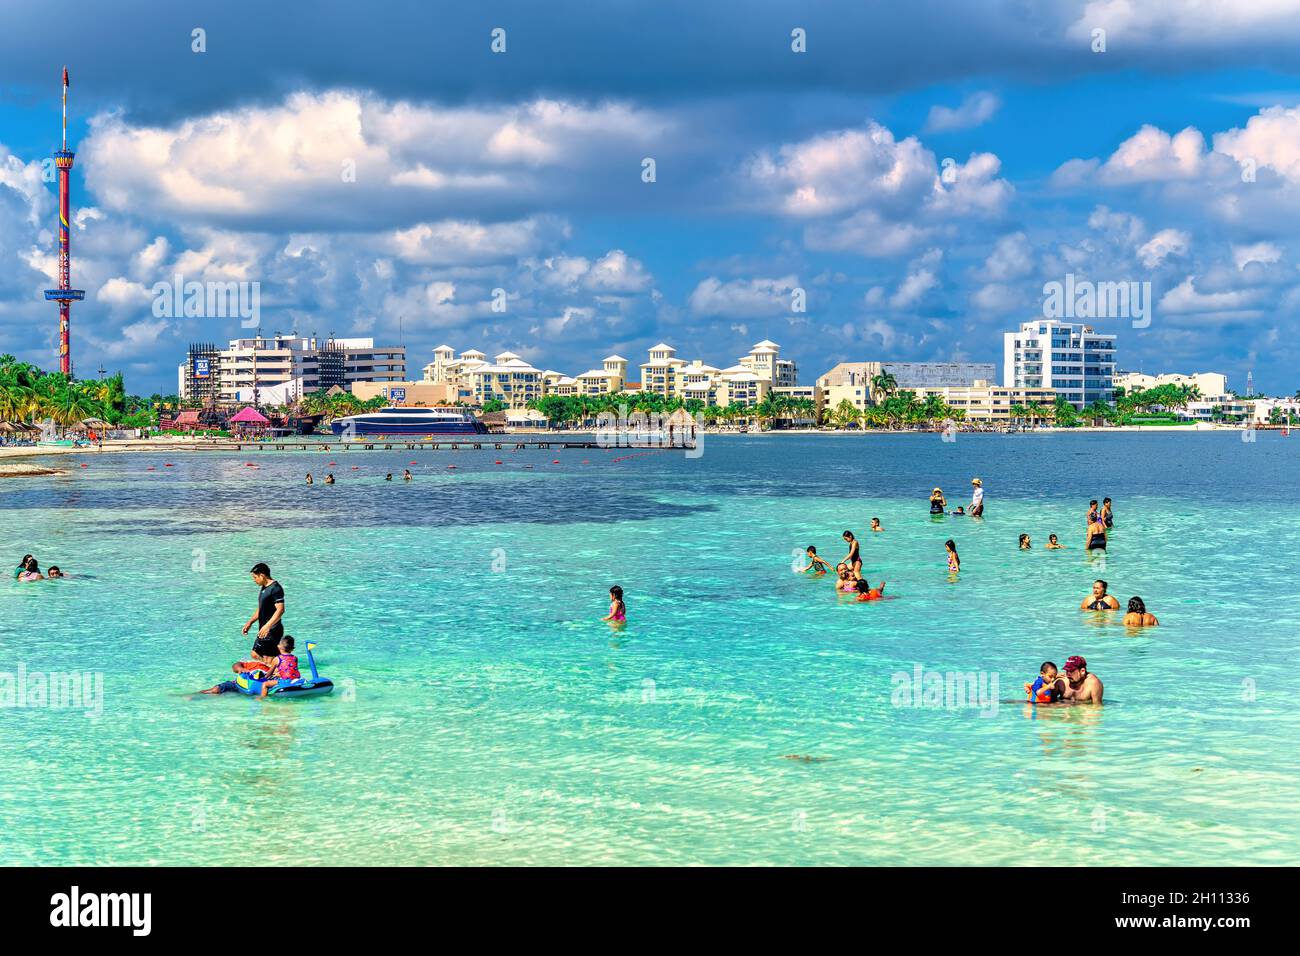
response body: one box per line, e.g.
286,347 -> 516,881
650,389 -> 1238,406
329,407 -> 488,436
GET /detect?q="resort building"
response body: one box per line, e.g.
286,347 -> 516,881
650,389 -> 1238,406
817,361 -> 996,395
180,335 -> 405,405
909,381 -> 1057,423
463,351 -> 546,409
350,380 -> 471,405
1002,320 -> 1116,410
639,343 -> 688,398
736,340 -> 798,387
573,355 -> 629,396
1114,371 -> 1228,400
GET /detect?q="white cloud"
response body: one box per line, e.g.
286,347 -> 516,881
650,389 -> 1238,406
1136,228 -> 1190,268
925,92 -> 1001,133
1232,241 -> 1282,270
688,275 -> 800,317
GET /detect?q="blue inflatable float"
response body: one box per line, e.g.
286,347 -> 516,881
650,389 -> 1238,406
235,641 -> 334,699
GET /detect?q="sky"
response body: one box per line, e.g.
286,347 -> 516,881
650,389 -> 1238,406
3,0 -> 1300,395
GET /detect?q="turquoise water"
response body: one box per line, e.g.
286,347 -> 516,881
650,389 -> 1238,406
1,433 -> 1298,865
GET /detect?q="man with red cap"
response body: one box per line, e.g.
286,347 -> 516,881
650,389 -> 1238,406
1061,656 -> 1103,705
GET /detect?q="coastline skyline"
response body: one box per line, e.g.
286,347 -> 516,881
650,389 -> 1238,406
4,3 -> 1300,396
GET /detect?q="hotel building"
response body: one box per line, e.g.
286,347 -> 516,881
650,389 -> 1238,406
909,381 -> 1057,423
817,361 -> 997,413
179,334 -> 405,405
1114,371 -> 1228,401
1003,320 -> 1115,410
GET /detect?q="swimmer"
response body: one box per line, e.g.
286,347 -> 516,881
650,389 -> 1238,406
800,546 -> 832,575
13,554 -> 33,580
1086,513 -> 1108,551
1080,579 -> 1120,611
929,487 -> 946,515
324,473 -> 335,485
385,473 -> 393,481
258,636 -> 301,698
950,506 -> 965,516
602,585 -> 626,625
1024,661 -> 1065,703
16,557 -> 43,582
1061,656 -> 1103,705
46,566 -> 65,579
969,477 -> 984,517
945,539 -> 960,573
1123,596 -> 1158,627
1101,497 -> 1114,529
870,517 -> 883,533
841,531 -> 862,579
836,566 -> 859,592
305,473 -> 313,485
403,469 -> 412,481
1046,534 -> 1064,550
854,577 -> 886,602
1018,534 -> 1031,550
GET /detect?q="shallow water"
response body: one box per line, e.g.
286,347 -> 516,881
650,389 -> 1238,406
1,432 -> 1297,865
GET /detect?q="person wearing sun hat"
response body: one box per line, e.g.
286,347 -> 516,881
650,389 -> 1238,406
1061,656 -> 1103,705
969,477 -> 985,517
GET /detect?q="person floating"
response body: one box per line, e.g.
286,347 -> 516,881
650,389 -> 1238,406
1046,534 -> 1064,549
243,563 -> 286,663
870,517 -> 883,533
835,566 -> 858,592
1025,662 -> 1065,703
385,473 -> 393,481
1061,656 -> 1103,704
1123,596 -> 1158,627
403,469 -> 413,481
969,478 -> 984,517
13,554 -> 34,580
1018,534 -> 1031,550
945,539 -> 960,573
1080,579 -> 1120,611
324,474 -> 335,484
602,585 -> 626,626
16,556 -> 43,582
47,565 -> 65,578
305,473 -> 313,485
929,488 -> 946,515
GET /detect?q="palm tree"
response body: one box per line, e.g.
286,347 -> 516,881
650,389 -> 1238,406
869,371 -> 898,405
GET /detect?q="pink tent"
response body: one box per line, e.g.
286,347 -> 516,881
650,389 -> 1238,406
229,406 -> 270,425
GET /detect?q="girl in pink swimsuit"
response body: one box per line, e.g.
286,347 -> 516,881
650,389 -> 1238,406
259,636 -> 302,697
602,586 -> 626,626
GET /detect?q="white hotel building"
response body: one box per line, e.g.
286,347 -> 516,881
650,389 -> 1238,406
1003,320 -> 1116,410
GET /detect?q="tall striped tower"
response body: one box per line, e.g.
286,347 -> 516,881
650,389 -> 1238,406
43,67 -> 85,377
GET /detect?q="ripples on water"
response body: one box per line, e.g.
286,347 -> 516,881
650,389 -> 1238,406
1,433 -> 1297,865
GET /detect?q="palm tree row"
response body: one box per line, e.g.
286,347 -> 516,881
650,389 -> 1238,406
0,354 -> 156,429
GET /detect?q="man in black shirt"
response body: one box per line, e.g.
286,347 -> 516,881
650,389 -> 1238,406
243,562 -> 285,663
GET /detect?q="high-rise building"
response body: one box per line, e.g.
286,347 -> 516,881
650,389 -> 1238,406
1003,320 -> 1115,410
180,334 -> 404,405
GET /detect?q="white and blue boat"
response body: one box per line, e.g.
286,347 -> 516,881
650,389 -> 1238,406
329,406 -> 488,436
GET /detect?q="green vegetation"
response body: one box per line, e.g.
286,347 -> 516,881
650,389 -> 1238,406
0,354 -> 158,430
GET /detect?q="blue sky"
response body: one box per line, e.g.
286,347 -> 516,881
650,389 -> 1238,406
3,0 -> 1300,394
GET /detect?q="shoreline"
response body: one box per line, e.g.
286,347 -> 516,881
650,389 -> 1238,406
0,422 -> 1274,462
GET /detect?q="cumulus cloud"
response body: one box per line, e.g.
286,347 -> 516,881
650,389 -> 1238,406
82,91 -> 671,229
687,275 -> 800,317
925,92 -> 1000,132
1137,228 -> 1190,268
742,122 -> 1010,257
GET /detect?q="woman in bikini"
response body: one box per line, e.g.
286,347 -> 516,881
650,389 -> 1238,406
841,530 -> 862,579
